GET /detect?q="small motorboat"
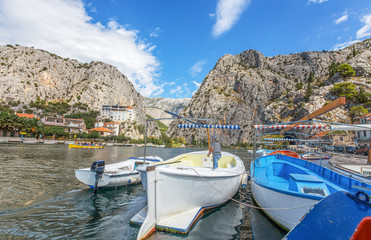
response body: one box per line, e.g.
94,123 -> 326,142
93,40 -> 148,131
268,150 -> 300,158
284,191 -> 371,240
43,140 -> 59,144
255,149 -> 274,158
75,156 -> 163,189
131,151 -> 247,239
300,151 -> 331,160
69,143 -> 103,149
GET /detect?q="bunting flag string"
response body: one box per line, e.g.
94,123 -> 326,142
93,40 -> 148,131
262,138 -> 301,142
253,125 -> 327,130
178,124 -> 240,129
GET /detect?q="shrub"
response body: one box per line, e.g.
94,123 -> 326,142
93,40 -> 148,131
330,82 -> 357,101
350,106 -> 368,122
338,63 -> 355,77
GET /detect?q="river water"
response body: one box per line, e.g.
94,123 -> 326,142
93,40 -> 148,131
0,144 -> 286,240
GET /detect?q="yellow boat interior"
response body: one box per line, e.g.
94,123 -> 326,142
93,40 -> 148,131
156,153 -> 237,168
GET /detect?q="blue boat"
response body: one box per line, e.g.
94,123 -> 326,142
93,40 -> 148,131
284,191 -> 371,240
250,153 -> 371,230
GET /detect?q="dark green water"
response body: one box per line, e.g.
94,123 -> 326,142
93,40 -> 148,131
0,144 -> 285,240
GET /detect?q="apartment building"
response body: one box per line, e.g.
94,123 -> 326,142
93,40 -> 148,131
100,105 -> 135,122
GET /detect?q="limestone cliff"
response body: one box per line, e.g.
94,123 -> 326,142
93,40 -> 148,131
168,39 -> 371,145
0,44 -> 160,137
145,97 -> 191,126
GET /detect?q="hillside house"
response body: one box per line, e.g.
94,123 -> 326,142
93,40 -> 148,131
88,127 -> 113,136
95,122 -> 120,135
42,116 -> 86,133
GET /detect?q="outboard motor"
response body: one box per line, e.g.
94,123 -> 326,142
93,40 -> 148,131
90,160 -> 105,193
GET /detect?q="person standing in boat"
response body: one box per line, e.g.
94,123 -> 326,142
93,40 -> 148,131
207,137 -> 222,169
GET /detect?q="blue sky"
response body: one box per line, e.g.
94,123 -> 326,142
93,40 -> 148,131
0,0 -> 370,98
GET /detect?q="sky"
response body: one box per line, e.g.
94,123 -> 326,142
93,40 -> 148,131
0,0 -> 370,99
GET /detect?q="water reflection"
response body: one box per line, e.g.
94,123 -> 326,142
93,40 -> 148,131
0,144 -> 284,240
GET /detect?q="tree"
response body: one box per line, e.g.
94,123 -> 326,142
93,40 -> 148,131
353,45 -> 357,57
330,82 -> 357,101
308,71 -> 314,83
350,106 -> 368,122
338,63 -> 355,77
304,82 -> 313,102
88,131 -> 100,139
329,62 -> 340,77
44,126 -> 66,138
296,80 -> 304,90
356,88 -> 371,104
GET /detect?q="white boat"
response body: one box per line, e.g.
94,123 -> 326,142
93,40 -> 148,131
74,156 -> 163,189
21,140 -> 39,144
131,150 -> 247,239
43,140 -> 59,144
300,151 -> 331,160
255,149 -> 274,158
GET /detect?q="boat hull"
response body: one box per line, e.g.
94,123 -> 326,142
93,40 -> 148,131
250,154 -> 371,232
132,151 -> 245,239
69,144 -> 103,149
251,181 -> 317,230
75,157 -> 162,188
75,169 -> 140,188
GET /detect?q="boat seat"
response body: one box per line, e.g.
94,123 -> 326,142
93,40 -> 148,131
288,173 -> 329,196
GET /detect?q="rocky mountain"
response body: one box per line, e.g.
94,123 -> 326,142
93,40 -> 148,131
0,44 -> 160,137
168,39 -> 371,145
145,97 -> 190,114
145,97 -> 191,126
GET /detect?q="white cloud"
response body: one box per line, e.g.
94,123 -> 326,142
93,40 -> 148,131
307,0 -> 328,4
189,59 -> 207,77
149,27 -> 161,37
334,13 -> 348,24
212,0 -> 251,38
331,40 -> 360,50
168,81 -> 176,86
356,14 -> 371,39
170,86 -> 183,94
0,0 -> 161,97
193,81 -> 201,88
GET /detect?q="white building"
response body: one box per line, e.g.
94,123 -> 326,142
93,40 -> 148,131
355,113 -> 371,143
100,105 -> 135,122
95,122 -> 120,136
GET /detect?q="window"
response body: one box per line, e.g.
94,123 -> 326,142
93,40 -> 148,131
339,136 -> 344,142
364,131 -> 367,137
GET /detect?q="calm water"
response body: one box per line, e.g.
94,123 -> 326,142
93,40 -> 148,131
0,144 -> 285,240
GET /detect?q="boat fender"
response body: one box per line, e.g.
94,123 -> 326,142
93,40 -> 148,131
355,191 -> 369,203
241,172 -> 248,188
128,177 -> 136,184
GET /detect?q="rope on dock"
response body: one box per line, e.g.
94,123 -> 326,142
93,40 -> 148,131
192,168 -> 316,211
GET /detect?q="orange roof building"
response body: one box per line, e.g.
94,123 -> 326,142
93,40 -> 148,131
16,113 -> 36,119
88,127 -> 113,136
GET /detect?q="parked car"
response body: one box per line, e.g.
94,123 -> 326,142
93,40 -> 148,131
321,145 -> 331,152
346,146 -> 356,154
355,145 -> 369,156
335,145 -> 345,153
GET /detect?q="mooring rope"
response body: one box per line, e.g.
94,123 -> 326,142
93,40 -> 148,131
192,168 -> 316,211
